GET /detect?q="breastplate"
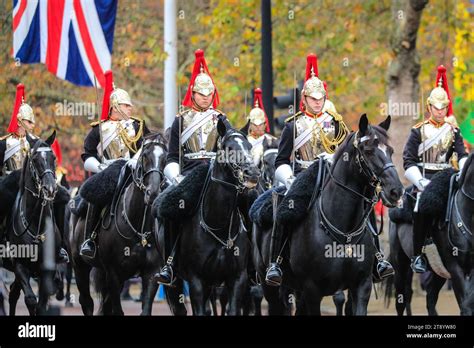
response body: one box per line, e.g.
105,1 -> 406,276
295,113 -> 336,163
420,123 -> 454,170
4,136 -> 30,174
101,120 -> 136,160
182,109 -> 219,159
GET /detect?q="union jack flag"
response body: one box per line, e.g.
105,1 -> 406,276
12,0 -> 117,88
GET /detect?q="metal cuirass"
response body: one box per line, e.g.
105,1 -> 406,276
3,135 -> 31,175
99,119 -> 136,160
181,109 -> 219,159
295,113 -> 336,167
419,122 -> 454,171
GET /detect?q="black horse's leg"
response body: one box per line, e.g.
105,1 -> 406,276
188,277 -> 208,316
333,290 -> 345,316
65,263 -> 73,307
262,283 -> 288,315
106,269 -> 124,316
8,278 -> 22,316
447,265 -> 468,315
405,269 -> 414,316
426,272 -> 445,316
141,273 -> 158,316
252,285 -> 264,316
74,262 -> 94,315
14,263 -> 37,315
226,271 -> 248,316
219,287 -> 228,316
302,281 -> 323,315
350,276 -> 372,316
394,253 -> 411,316
164,279 -> 187,316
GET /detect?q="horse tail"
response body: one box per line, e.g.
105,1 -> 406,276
384,253 -> 394,309
92,268 -> 107,301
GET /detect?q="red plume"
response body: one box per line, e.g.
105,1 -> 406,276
300,53 -> 321,112
7,84 -> 25,134
304,53 -> 319,82
51,139 -> 62,166
100,70 -> 114,121
435,65 -> 453,116
182,49 -> 220,109
253,88 -> 270,132
323,81 -> 329,100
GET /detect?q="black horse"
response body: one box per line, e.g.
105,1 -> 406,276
157,120 -> 260,315
385,217 -> 447,315
258,137 -> 279,192
6,131 -> 63,315
253,115 -> 403,315
430,153 -> 473,315
70,133 -> 185,315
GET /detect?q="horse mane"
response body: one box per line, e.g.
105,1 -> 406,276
458,152 -> 473,186
144,131 -> 167,147
332,125 -> 390,168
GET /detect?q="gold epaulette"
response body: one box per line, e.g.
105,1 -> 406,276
285,111 -> 303,123
90,119 -> 106,127
325,109 -> 343,122
176,108 -> 191,117
0,134 -> 11,141
130,116 -> 143,124
214,108 -> 224,115
413,120 -> 427,129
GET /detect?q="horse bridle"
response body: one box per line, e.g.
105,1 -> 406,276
132,140 -> 166,194
319,131 -> 395,244
261,148 -> 277,190
25,147 -> 57,201
214,133 -> 259,192
353,132 -> 395,196
13,146 -> 57,242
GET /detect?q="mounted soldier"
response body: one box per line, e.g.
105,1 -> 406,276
0,84 -> 36,176
0,83 -> 69,263
265,53 -> 393,286
79,71 -> 150,258
404,65 -> 468,273
241,88 -> 277,167
154,49 -> 232,285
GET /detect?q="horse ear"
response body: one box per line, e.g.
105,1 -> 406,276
358,114 -> 369,136
378,115 -> 391,131
25,132 -> 36,148
217,118 -> 227,137
262,137 -> 269,149
45,130 -> 56,146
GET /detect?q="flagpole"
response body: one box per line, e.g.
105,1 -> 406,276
94,75 -> 105,163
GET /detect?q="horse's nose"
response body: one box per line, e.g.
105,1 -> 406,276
390,186 -> 403,201
243,166 -> 260,184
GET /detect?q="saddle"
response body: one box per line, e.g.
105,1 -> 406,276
250,159 -> 327,229
153,163 -> 210,221
388,186 -> 416,224
79,160 -> 126,207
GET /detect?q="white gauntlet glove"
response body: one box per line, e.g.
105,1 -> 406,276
405,166 -> 430,191
275,164 -> 295,190
164,162 -> 183,186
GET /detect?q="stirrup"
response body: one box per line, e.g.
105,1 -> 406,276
79,239 -> 96,259
265,262 -> 283,287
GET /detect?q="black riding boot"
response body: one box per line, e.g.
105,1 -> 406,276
110,165 -> 130,217
154,220 -> 178,286
265,223 -> 285,287
79,203 -> 102,259
372,234 -> 394,281
411,212 -> 428,273
53,200 -> 69,263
